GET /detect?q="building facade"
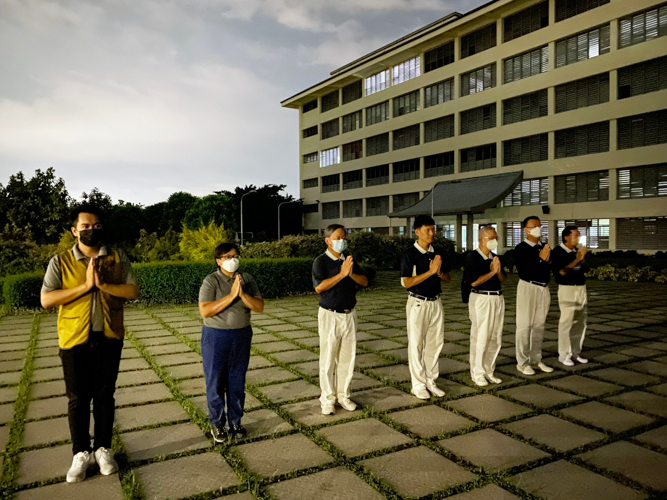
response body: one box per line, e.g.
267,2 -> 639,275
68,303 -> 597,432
281,0 -> 667,252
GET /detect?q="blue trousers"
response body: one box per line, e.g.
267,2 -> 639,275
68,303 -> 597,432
201,325 -> 253,427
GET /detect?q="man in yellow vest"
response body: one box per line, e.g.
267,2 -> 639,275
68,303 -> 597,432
41,205 -> 139,483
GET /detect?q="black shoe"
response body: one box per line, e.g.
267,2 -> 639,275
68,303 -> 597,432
211,425 -> 228,443
229,424 -> 247,439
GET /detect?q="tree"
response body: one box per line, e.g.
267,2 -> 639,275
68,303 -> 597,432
161,192 -> 197,233
0,225 -> 54,277
183,194 -> 236,230
180,222 -> 231,261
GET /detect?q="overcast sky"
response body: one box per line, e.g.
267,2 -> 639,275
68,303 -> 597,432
0,0 -> 487,207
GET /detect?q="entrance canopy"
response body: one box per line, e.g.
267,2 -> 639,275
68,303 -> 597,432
389,171 -> 523,218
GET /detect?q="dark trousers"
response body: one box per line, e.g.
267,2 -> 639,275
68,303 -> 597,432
201,325 -> 252,428
59,331 -> 123,454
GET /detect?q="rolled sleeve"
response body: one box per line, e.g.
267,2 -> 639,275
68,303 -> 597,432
312,258 -> 326,289
41,256 -> 62,293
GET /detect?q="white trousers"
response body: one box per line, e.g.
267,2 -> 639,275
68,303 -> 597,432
515,280 -> 551,369
406,295 -> 445,391
318,307 -> 357,405
469,293 -> 505,380
557,285 -> 587,361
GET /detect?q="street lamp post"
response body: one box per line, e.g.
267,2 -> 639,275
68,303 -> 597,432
277,199 -> 301,240
240,190 -> 257,246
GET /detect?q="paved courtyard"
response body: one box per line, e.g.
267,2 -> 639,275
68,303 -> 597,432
1,271 -> 666,500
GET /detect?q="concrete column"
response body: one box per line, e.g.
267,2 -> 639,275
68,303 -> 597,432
608,218 -> 617,250
610,119 -> 617,152
610,19 -> 619,52
467,213 -> 474,251
548,0 -> 556,25
548,41 -> 555,71
547,86 -> 555,117
456,214 -> 463,252
548,131 -> 555,160
549,220 -> 558,249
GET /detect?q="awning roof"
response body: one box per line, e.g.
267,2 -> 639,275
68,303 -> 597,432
389,171 -> 523,218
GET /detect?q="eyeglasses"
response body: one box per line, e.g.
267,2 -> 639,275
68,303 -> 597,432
220,255 -> 240,261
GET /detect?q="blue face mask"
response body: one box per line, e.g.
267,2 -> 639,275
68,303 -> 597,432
331,239 -> 347,253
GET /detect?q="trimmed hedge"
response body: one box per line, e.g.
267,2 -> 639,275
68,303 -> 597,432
2,272 -> 44,310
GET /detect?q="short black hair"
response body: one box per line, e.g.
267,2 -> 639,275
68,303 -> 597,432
71,203 -> 104,227
215,242 -> 240,259
414,215 -> 435,230
522,216 -> 541,229
562,225 -> 579,242
324,224 -> 346,238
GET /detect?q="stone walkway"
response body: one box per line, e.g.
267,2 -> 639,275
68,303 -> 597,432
1,272 -> 666,500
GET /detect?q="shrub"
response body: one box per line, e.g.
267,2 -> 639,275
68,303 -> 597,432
134,228 -> 181,262
2,272 -> 44,309
179,222 -> 233,261
584,264 -> 665,283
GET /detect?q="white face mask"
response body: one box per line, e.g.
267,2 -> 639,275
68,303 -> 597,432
331,239 -> 347,253
529,227 -> 542,238
486,238 -> 498,251
221,257 -> 239,273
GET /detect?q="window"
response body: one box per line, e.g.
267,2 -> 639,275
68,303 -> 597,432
393,57 -> 421,85
555,72 -> 609,113
503,134 -> 548,166
303,204 -> 319,214
303,152 -> 318,164
461,23 -> 497,59
320,147 -> 340,167
555,121 -> 609,158
556,0 -> 609,22
366,70 -> 390,96
303,125 -> 318,139
504,1 -> 549,42
618,163 -> 667,199
424,79 -> 454,108
504,45 -> 548,84
366,133 -> 390,156
343,199 -> 363,218
425,41 -> 454,72
321,90 -> 339,113
557,219 -> 609,249
460,104 -> 496,135
619,4 -> 667,48
393,158 -> 420,183
617,110 -> 667,149
440,224 -> 455,240
321,118 -> 339,140
366,165 -> 389,186
424,152 -> 454,177
366,101 -> 389,126
393,192 -> 420,212
618,56 -> 667,99
503,178 -> 548,206
461,63 -> 496,96
393,90 -> 420,117
322,202 -> 340,220
343,170 -> 363,190
503,89 -> 548,125
504,220 -> 549,247
424,115 -> 454,143
393,124 -> 420,150
303,99 -> 317,113
556,25 -> 610,67
555,170 -> 609,203
321,174 -> 340,193
302,178 -> 318,189
617,217 -> 667,249
342,80 -> 362,104
366,196 -> 389,216
461,143 -> 497,172
342,110 -> 363,133
342,140 -> 363,162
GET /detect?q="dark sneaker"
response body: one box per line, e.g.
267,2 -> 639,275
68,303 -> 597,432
229,424 -> 247,439
211,425 -> 228,443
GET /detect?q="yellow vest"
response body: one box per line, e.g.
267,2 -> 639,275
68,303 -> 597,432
57,248 -> 126,349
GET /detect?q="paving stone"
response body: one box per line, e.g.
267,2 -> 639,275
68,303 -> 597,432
115,383 -> 173,406
116,401 -> 189,431
498,384 -> 582,408
368,364 -> 411,382
258,379 -> 320,404
646,382 -> 667,397
439,357 -> 470,373
254,340 -> 299,353
389,405 -> 474,437
577,441 -> 667,491
512,460 -> 645,500
136,452 -> 238,500
291,360 -> 319,377
23,416 -> 73,447
605,391 -> 667,418
360,446 -> 477,499
447,484 -> 521,500
121,422 -> 210,461
546,375 -> 623,397
0,359 -> 25,373
271,349 -> 319,364
15,474 -> 124,500
246,366 -> 300,385
282,398 -> 361,426
383,347 -> 409,361
0,402 -> 14,425
144,343 -> 192,355
618,346 -> 665,357
0,371 -> 21,385
152,352 -> 202,367
352,386 -> 420,411
594,353 -> 634,364
29,380 -> 65,399
247,355 -> 274,370
354,353 -> 392,368
438,428 -> 549,471
359,338 -> 405,351
625,360 -> 667,378
119,357 -> 151,371
446,394 -> 532,422
559,401 -> 655,433
266,466 -> 385,500
318,418 -> 411,457
116,369 -> 161,387
18,443 -> 73,484
162,363 -> 203,380
501,414 -> 605,452
242,408 -> 293,438
635,425 -> 667,450
236,433 -> 332,477
587,367 -> 660,387
177,377 -> 206,396
251,333 -> 281,343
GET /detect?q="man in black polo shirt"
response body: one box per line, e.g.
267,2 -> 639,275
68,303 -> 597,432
514,216 -> 554,376
551,226 -> 589,367
312,224 -> 368,416
464,225 -> 506,387
400,215 -> 451,399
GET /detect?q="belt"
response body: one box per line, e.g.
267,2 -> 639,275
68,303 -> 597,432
324,308 -> 354,314
409,292 -> 440,301
471,289 -> 503,296
522,279 -> 548,287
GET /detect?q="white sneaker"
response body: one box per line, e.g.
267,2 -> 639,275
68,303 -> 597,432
537,362 -> 554,373
94,447 -> 118,476
561,357 -> 575,367
576,356 -> 589,364
427,385 -> 446,397
66,451 -> 93,483
486,374 -> 502,384
321,404 -> 335,415
337,398 -> 357,411
517,365 -> 535,376
473,377 -> 488,387
411,387 -> 430,400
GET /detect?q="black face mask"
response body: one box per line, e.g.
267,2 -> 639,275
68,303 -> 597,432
78,228 -> 104,247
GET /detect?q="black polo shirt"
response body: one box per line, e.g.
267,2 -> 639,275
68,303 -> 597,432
551,244 -> 587,285
312,251 -> 364,311
464,248 -> 503,292
400,242 -> 451,298
515,240 -> 551,285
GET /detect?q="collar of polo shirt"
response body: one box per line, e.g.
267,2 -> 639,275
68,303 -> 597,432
560,243 -> 575,253
326,249 -> 345,261
413,241 -> 434,254
525,239 -> 537,247
72,244 -> 108,260
476,247 -> 491,260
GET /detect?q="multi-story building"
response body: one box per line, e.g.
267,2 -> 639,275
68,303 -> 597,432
281,0 -> 667,252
